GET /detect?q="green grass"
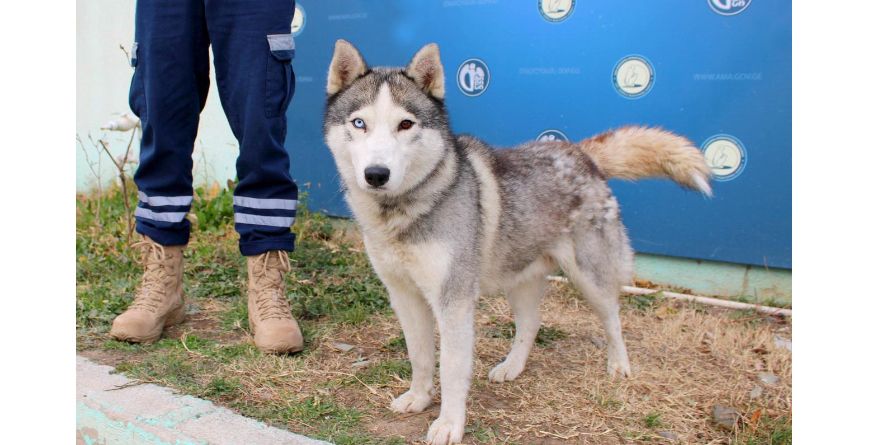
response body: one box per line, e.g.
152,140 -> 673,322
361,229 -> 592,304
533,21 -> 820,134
464,421 -> 499,443
735,294 -> 792,309
355,359 -> 411,385
383,334 -> 407,352
203,376 -> 242,398
115,348 -> 202,393
235,396 -> 370,444
234,395 -> 405,445
643,412 -> 663,428
487,319 -> 568,347
101,339 -> 142,352
624,292 -> 662,311
591,391 -> 624,411
739,416 -> 792,445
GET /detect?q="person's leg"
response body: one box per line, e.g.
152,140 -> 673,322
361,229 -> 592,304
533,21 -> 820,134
112,0 -> 210,343
130,0 -> 210,245
205,0 -> 299,256
206,0 -> 302,353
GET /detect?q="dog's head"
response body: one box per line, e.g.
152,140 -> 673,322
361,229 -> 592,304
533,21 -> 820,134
323,40 -> 452,197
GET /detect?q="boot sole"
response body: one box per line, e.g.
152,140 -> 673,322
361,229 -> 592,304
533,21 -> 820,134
255,343 -> 304,354
248,317 -> 304,354
109,303 -> 186,344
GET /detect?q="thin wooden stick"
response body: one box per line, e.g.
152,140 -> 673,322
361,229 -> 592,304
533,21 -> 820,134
546,276 -> 792,317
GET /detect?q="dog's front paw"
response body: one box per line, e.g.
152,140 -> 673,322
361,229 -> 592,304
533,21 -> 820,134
390,389 -> 433,413
488,359 -> 525,383
426,414 -> 465,445
607,356 -> 632,378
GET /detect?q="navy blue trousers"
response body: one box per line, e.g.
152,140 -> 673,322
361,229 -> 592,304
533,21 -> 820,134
129,0 -> 298,256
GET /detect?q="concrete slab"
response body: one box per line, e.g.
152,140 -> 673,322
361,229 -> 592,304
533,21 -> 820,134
635,253 -> 791,306
76,356 -> 331,445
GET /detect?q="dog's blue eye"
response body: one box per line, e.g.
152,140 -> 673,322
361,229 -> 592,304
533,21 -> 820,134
352,118 -> 366,129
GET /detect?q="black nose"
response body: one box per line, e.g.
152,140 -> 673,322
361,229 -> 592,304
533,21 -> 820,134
364,166 -> 390,187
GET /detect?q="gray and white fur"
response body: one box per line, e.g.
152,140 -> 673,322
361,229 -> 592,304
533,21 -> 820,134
323,40 -> 712,444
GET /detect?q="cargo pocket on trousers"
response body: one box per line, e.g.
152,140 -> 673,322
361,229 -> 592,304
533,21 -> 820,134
127,42 -> 147,119
265,34 -> 296,118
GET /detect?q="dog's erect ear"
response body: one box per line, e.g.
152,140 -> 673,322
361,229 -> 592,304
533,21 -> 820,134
406,43 -> 445,100
327,40 -> 368,96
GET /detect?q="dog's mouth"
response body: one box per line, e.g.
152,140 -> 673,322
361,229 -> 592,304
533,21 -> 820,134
358,181 -> 391,195
359,180 -> 387,192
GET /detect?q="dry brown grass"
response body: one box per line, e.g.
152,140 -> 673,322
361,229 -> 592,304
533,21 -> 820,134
299,283 -> 792,444
82,280 -> 791,444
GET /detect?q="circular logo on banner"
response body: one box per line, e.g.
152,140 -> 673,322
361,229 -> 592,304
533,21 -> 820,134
539,0 -> 575,22
613,55 -> 655,99
708,0 -> 752,16
536,129 -> 569,142
291,3 -> 306,36
702,134 -> 747,181
457,59 -> 490,97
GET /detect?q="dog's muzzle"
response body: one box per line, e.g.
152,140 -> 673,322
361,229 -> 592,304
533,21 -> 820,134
364,166 -> 390,188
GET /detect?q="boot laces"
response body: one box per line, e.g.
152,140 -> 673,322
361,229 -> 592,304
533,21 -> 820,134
130,239 -> 175,312
253,251 -> 293,321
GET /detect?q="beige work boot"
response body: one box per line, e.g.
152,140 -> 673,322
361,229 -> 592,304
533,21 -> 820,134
247,250 -> 304,354
109,236 -> 186,343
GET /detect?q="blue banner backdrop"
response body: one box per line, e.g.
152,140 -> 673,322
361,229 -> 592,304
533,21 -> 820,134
285,0 -> 791,269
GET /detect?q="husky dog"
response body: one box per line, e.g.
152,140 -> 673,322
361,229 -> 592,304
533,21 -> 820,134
323,40 -> 712,444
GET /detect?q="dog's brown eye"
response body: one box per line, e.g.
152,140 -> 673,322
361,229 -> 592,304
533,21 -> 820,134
398,119 -> 414,131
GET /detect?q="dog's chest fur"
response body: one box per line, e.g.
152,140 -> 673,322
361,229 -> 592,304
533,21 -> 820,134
346,144 -> 487,297
346,136 -> 619,300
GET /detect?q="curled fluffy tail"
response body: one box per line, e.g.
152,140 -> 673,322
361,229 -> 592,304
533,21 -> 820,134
578,126 -> 712,196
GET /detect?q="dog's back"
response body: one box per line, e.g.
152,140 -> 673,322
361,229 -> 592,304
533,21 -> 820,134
457,136 -> 615,284
461,126 -> 711,295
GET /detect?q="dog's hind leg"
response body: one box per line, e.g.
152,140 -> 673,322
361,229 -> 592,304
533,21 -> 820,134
554,234 -> 633,378
488,274 -> 548,382
386,278 -> 436,414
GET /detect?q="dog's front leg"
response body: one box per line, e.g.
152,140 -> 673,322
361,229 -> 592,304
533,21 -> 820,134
386,278 -> 436,414
426,293 -> 476,445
